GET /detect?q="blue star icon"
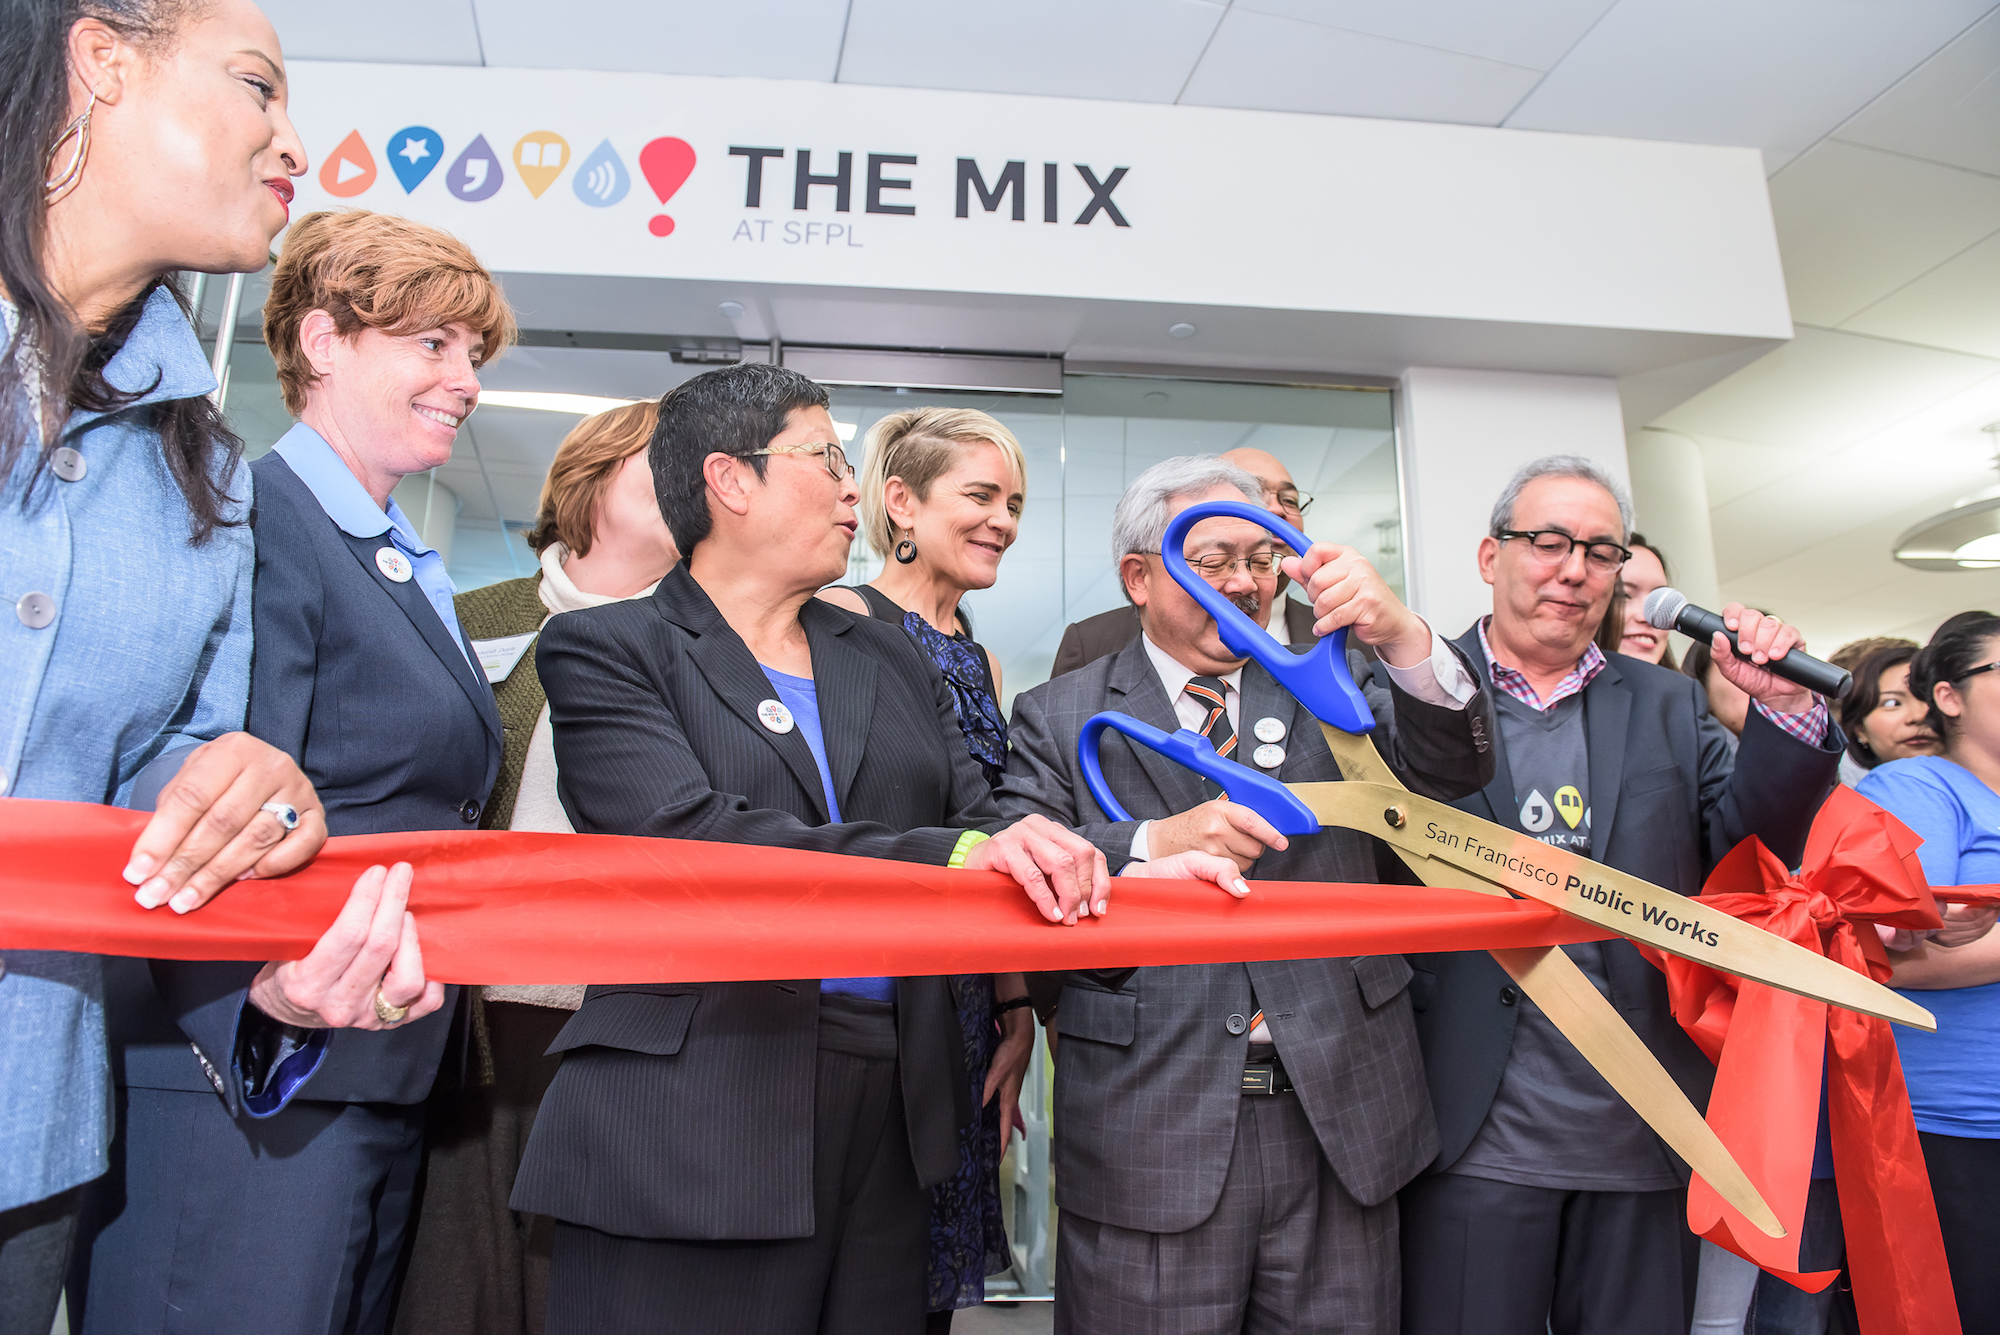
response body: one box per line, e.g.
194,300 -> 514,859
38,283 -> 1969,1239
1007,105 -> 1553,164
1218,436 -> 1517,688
399,137 -> 431,164
386,126 -> 444,192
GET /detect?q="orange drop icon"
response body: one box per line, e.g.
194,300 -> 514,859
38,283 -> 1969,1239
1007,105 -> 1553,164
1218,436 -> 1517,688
512,132 -> 570,199
320,130 -> 377,198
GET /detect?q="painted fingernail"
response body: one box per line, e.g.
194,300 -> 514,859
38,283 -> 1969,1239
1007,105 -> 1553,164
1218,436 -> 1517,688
169,889 -> 199,914
123,855 -> 156,886
134,878 -> 171,909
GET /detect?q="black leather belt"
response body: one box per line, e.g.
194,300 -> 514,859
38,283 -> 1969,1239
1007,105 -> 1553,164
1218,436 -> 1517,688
1241,1058 -> 1295,1096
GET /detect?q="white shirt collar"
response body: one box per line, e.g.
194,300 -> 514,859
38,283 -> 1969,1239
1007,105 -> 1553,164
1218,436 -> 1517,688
1139,632 -> 1245,704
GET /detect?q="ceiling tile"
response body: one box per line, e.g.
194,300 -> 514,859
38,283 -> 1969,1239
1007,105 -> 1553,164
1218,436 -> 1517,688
1694,436 -> 1814,508
1504,0 -> 2000,172
264,0 -> 484,65
1178,7 -> 1542,123
1706,450 -> 1987,578
837,0 -> 1225,104
1843,229 -> 2000,358
473,0 -> 849,79
1229,0 -> 1617,71
1768,141 -> 2000,327
1655,327 -> 1999,452
1836,8 -> 2000,177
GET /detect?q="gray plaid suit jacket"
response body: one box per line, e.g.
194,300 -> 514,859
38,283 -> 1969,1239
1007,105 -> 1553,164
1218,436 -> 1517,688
994,635 -> 1495,1232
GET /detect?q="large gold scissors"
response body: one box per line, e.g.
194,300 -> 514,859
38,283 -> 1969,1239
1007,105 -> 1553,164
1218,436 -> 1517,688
1078,501 -> 1934,1238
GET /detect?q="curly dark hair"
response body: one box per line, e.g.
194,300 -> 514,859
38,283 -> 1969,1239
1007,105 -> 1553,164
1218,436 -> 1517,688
1,0 -> 243,543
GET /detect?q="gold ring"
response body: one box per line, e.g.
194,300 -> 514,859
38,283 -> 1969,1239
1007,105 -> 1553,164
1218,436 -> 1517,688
372,988 -> 409,1025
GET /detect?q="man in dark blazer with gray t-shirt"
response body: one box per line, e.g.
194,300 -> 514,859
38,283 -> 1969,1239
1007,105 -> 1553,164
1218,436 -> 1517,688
997,455 -> 1496,1335
1398,457 -> 1841,1335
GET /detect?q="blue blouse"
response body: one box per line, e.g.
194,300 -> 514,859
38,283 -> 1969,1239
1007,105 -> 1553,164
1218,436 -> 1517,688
0,287 -> 253,1209
1856,755 -> 2000,1138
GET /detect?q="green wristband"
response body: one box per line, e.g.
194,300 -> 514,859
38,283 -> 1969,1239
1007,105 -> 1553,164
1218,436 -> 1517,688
947,829 -> 990,869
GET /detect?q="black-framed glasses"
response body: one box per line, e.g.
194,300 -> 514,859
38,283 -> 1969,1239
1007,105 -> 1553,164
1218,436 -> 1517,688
1954,661 -> 2000,684
745,442 -> 852,480
1185,552 -> 1281,579
1497,529 -> 1631,573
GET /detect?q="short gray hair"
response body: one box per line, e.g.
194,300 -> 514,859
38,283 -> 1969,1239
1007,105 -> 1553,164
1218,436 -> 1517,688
1489,455 -> 1633,540
1112,455 -> 1265,563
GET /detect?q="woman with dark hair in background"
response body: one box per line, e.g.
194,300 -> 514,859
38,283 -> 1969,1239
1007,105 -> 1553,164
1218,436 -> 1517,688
395,397 -> 674,1335
1612,534 -> 1679,668
0,1 -> 369,1327
819,407 -> 1035,1330
1836,640 -> 1937,786
1855,614 -> 2000,1333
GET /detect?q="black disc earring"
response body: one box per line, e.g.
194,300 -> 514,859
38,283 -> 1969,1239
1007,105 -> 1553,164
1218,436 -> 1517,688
894,538 -> 918,564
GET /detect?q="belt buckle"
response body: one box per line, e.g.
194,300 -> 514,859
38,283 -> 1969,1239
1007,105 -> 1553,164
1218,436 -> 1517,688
1242,1063 -> 1276,1095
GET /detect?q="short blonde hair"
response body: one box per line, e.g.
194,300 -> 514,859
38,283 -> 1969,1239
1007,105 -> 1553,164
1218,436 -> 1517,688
857,408 -> 1027,558
526,399 -> 661,557
264,210 -> 517,415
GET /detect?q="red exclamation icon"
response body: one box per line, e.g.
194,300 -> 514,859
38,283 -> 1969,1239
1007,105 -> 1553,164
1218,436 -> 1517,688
638,138 -> 697,237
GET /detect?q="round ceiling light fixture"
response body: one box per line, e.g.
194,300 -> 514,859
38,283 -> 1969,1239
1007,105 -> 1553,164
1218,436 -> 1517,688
1893,423 -> 2000,571
718,300 -> 746,319
1168,322 -> 1196,339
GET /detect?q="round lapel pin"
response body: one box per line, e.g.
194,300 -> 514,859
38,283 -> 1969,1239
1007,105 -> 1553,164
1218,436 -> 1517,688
1253,743 -> 1286,770
1253,716 -> 1286,743
375,546 -> 414,583
758,699 -> 795,734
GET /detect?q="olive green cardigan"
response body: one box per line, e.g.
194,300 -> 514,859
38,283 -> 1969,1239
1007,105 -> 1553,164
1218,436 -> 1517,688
452,573 -> 547,830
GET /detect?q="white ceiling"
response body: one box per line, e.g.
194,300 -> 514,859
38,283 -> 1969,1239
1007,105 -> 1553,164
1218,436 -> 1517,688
257,0 -> 2000,652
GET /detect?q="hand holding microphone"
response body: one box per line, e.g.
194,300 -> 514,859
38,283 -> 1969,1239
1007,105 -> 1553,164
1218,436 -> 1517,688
1643,588 -> 1852,702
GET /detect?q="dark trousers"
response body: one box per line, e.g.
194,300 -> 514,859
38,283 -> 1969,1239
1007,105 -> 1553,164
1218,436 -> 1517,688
1399,1173 -> 1694,1335
394,1000 -> 569,1335
69,1086 -> 424,1335
1920,1130 -> 2000,1333
545,995 -> 929,1335
1057,1091 -> 1397,1335
0,1185 -> 81,1335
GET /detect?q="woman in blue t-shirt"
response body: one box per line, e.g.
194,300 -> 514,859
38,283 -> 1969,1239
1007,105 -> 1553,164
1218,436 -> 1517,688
1856,613 -> 2000,1333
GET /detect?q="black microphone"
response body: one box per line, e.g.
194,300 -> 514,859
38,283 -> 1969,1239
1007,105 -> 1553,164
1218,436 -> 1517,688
1642,588 -> 1851,700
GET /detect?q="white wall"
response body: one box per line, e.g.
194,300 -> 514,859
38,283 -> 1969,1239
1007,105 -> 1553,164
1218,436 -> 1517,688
1625,428 -> 1722,610
1397,367 -> 1631,638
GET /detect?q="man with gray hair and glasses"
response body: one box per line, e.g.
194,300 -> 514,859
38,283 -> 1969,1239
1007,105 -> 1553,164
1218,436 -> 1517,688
1398,454 -> 1843,1334
996,454 -> 1495,1333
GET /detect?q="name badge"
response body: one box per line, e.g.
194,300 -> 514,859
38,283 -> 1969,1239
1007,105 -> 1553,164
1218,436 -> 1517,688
758,699 -> 795,734
473,630 -> 538,684
375,546 -> 414,583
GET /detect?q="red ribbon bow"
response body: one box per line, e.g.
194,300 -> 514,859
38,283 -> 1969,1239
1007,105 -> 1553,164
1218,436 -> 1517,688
1644,785 -> 1957,1334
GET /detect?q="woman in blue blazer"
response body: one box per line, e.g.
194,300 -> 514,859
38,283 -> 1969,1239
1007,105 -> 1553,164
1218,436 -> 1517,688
72,209 -> 513,1335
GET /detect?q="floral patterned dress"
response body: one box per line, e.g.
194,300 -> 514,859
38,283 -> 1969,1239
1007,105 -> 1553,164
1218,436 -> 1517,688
852,586 -> 1012,1314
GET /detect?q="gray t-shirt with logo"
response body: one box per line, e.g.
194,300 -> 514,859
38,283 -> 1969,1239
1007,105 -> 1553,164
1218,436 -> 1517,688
1448,689 -> 1680,1192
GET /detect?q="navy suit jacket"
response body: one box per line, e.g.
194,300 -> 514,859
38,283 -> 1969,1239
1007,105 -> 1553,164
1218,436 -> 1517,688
118,452 -> 501,1113
1407,626 -> 1842,1173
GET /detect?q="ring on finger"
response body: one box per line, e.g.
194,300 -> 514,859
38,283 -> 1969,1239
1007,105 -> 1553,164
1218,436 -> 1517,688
259,801 -> 301,832
372,988 -> 409,1025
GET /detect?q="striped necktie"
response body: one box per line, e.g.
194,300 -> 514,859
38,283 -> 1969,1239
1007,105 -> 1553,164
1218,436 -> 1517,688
1185,675 -> 1236,799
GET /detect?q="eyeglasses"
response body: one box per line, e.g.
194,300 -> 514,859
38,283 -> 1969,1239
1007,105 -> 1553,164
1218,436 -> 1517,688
1170,552 -> 1282,578
745,442 -> 853,480
1497,529 -> 1631,573
1265,487 -> 1314,517
1954,661 -> 2000,684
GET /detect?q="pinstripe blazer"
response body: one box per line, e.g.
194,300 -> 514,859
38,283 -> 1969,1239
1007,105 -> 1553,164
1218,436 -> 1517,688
508,565 -> 1004,1240
993,636 -> 1494,1231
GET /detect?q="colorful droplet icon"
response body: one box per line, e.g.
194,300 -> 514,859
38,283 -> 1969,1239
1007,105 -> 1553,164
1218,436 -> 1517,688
447,135 -> 504,202
572,139 -> 631,208
387,126 -> 444,193
319,130 -> 377,198
638,137 -> 696,237
513,132 -> 570,199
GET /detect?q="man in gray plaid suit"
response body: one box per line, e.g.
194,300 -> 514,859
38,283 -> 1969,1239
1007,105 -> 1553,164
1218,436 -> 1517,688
995,455 -> 1495,1334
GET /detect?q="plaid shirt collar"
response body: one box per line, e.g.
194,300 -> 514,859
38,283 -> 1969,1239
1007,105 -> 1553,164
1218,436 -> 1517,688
1477,616 -> 1606,713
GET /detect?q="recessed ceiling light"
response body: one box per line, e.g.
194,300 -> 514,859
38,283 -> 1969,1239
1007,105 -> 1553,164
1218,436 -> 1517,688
1169,322 -> 1196,339
479,391 -> 643,416
718,301 -> 746,320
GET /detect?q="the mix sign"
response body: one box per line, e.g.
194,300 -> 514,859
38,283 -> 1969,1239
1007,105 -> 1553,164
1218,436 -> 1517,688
315,125 -> 1130,241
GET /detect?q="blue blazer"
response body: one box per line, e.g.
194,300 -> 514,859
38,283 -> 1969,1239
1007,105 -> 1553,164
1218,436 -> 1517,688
125,449 -> 501,1112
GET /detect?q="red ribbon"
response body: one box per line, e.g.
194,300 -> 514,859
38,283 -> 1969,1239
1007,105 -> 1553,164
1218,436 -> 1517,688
0,798 -> 1612,981
1643,786 -> 1958,1335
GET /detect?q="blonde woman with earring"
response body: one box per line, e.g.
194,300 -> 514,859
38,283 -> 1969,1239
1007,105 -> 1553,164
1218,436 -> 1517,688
818,408 -> 1034,1330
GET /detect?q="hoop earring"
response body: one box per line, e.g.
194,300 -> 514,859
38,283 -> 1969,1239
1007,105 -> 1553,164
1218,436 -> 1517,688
44,93 -> 97,205
893,538 -> 918,565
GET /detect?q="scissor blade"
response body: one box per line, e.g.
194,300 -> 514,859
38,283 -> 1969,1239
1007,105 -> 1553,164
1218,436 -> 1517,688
1294,776 -> 1936,1032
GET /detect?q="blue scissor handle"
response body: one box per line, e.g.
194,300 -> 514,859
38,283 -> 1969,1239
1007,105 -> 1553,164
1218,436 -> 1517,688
1160,499 -> 1375,734
1079,711 -> 1320,836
